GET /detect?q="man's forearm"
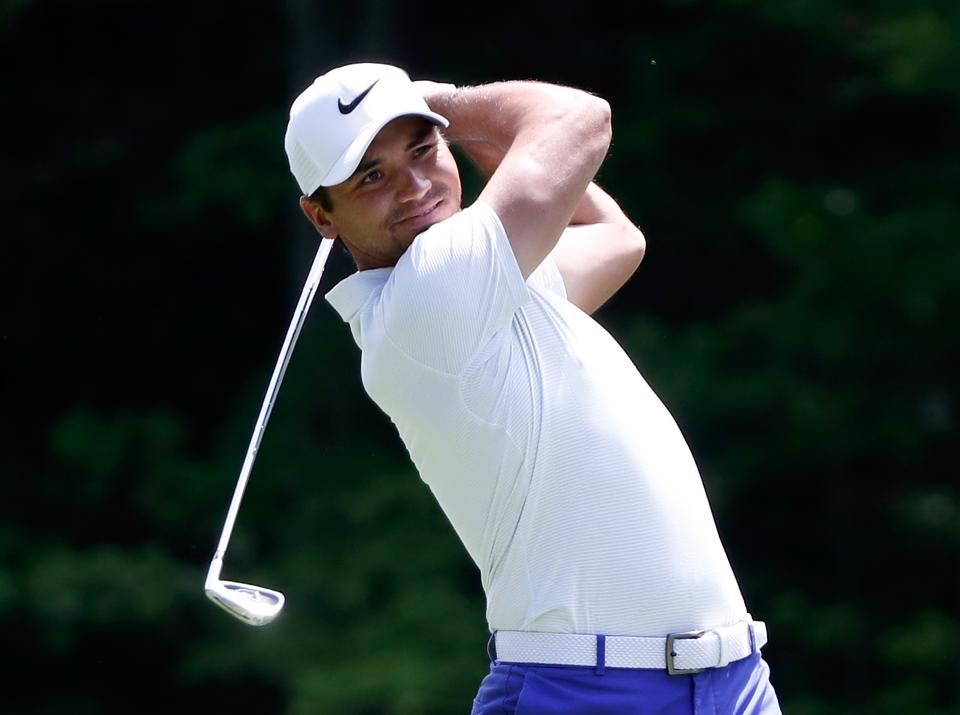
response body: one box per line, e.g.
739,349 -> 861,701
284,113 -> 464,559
453,138 -> 504,180
568,183 -> 632,227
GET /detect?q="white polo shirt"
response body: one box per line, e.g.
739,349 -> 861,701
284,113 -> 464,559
326,201 -> 748,636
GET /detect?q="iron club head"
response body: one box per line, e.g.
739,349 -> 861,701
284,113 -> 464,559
205,557 -> 285,626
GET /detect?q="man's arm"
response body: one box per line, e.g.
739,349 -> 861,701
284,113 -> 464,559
421,81 -> 611,280
555,185 -> 646,314
444,135 -> 646,314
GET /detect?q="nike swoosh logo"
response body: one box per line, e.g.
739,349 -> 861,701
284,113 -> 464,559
338,80 -> 379,114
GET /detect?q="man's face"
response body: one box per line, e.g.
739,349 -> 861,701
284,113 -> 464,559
302,116 -> 462,269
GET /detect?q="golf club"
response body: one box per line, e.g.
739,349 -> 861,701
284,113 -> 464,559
205,238 -> 335,626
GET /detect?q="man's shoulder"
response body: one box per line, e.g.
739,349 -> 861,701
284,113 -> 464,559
328,202 -> 503,320
394,200 -> 512,290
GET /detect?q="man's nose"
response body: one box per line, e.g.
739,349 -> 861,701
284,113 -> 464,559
396,167 -> 431,202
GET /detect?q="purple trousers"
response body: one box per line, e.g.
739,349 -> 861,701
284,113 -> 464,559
471,652 -> 782,714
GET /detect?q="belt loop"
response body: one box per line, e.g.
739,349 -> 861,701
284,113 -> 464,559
487,632 -> 498,663
745,614 -> 757,654
594,634 -> 606,676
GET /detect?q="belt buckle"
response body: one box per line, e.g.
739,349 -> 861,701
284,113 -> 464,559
665,629 -> 707,675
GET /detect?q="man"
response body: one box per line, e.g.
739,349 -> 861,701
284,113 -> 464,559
285,63 -> 781,714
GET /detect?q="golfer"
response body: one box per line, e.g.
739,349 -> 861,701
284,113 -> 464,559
285,63 -> 781,714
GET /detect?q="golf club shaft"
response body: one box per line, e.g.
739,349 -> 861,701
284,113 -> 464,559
212,238 -> 335,562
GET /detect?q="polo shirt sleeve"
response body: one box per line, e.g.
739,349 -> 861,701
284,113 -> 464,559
381,200 -> 529,374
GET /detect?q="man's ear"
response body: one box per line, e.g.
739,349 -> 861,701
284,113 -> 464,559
299,195 -> 336,239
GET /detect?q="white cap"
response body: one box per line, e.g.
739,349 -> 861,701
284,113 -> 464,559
284,63 -> 449,195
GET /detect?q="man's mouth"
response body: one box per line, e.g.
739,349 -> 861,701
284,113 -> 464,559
395,198 -> 444,226
397,198 -> 444,228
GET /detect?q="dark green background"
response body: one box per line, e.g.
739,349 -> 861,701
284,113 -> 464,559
3,0 -> 958,712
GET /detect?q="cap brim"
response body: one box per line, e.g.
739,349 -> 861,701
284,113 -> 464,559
319,110 -> 449,188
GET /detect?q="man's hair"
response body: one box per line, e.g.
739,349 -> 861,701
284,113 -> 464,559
307,185 -> 333,212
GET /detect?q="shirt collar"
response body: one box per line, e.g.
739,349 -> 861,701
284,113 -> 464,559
325,266 -> 392,324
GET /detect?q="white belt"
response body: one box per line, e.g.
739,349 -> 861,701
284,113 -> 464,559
493,620 -> 767,675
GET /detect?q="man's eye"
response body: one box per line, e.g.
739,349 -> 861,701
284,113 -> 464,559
413,143 -> 435,159
361,170 -> 383,185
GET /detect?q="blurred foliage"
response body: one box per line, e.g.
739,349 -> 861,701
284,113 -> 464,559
2,0 -> 958,713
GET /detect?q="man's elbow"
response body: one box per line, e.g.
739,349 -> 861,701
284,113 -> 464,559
622,224 -> 646,272
589,95 -> 612,134
564,92 -> 611,166
585,96 -> 613,163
